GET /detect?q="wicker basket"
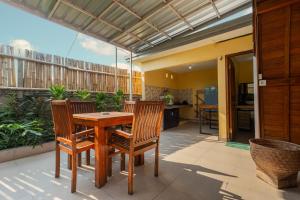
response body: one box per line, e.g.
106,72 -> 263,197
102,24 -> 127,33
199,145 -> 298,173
249,138 -> 300,189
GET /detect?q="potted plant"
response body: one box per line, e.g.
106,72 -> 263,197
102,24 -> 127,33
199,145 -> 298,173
49,85 -> 66,100
75,89 -> 91,101
164,93 -> 174,105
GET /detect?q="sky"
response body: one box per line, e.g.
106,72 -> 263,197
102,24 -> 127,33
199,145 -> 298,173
0,2 -> 133,69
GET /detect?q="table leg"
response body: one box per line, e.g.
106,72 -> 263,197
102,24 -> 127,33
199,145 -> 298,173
94,125 -> 107,188
134,154 -> 144,166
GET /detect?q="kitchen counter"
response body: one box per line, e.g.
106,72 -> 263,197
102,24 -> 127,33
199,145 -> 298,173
165,104 -> 193,110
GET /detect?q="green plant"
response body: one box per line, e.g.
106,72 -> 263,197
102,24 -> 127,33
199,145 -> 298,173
113,89 -> 124,111
164,93 -> 174,105
95,90 -> 124,112
0,121 -> 43,150
49,85 -> 66,100
0,93 -> 54,149
75,89 -> 91,101
95,92 -> 109,111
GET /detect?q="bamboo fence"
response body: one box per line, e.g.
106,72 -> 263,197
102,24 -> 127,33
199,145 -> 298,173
0,45 -> 142,95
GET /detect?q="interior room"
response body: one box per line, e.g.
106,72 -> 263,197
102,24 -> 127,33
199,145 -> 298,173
144,59 -> 219,135
227,52 -> 255,144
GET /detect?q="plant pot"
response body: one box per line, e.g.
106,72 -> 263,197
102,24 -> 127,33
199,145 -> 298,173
0,141 -> 55,163
249,138 -> 300,189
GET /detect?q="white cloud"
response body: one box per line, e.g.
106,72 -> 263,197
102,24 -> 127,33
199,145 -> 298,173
10,39 -> 34,50
78,33 -> 130,57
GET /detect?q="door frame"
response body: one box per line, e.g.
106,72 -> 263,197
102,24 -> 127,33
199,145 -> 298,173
225,50 -> 254,141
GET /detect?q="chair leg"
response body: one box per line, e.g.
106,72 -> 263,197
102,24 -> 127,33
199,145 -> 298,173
120,153 -> 125,171
55,142 -> 60,178
78,153 -> 82,167
86,150 -> 90,166
71,153 -> 77,193
128,153 -> 134,195
155,142 -> 159,177
108,156 -> 112,177
68,155 -> 72,170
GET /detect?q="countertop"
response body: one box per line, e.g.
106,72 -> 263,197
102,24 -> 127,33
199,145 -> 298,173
164,104 -> 193,110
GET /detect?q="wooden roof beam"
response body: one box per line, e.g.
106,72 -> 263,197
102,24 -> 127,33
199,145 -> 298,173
109,0 -> 178,42
48,0 -> 61,18
168,4 -> 194,30
210,0 -> 221,18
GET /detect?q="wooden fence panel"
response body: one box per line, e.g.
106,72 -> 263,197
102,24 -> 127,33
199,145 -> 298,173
0,45 -> 142,95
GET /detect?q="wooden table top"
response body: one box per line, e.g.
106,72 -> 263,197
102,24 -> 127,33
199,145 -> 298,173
73,112 -> 133,121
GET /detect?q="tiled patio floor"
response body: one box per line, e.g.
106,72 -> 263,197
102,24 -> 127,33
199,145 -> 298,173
0,122 -> 299,200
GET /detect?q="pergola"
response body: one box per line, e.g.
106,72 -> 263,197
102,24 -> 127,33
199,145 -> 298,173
2,0 -> 252,55
1,0 -> 252,99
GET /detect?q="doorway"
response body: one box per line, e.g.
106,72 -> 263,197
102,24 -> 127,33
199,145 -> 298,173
226,51 -> 255,144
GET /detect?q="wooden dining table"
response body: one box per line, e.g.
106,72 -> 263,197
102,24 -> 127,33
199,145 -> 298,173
73,112 -> 133,188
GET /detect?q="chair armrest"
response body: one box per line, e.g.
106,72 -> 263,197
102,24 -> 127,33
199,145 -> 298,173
74,128 -> 94,138
114,129 -> 133,139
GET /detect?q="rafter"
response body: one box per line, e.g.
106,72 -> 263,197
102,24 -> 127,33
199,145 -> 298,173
48,0 -> 61,18
83,2 -> 115,32
210,0 -> 221,18
168,4 -> 193,30
112,0 -> 141,19
109,0 -> 178,42
111,0 -> 172,41
60,0 -> 151,48
129,1 -> 213,49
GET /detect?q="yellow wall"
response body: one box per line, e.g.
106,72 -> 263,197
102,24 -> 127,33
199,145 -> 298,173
236,61 -> 253,84
177,68 -> 218,119
144,69 -> 177,89
139,35 -> 253,141
138,35 -> 253,72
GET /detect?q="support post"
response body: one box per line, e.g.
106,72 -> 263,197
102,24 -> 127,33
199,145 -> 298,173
129,51 -> 133,100
115,47 -> 118,92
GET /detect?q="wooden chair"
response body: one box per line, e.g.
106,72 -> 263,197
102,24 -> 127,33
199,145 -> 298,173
109,101 -> 164,194
124,100 -> 136,113
70,101 -> 96,167
51,100 -> 95,193
119,101 -> 136,171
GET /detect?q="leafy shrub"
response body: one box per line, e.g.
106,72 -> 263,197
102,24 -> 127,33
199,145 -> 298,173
95,92 -> 109,111
75,89 -> 91,101
49,85 -> 66,100
0,92 -> 54,150
95,90 -> 124,111
0,121 -> 43,150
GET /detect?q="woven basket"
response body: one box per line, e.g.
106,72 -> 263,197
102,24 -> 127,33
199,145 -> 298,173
249,138 -> 300,189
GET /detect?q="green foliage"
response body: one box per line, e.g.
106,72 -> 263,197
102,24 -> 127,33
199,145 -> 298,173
95,90 -> 124,112
0,121 -> 44,150
0,92 -> 54,150
49,85 -> 66,100
75,89 -> 91,101
164,93 -> 174,105
113,89 -> 124,111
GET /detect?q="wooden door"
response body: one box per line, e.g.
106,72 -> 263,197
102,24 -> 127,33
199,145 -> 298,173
255,0 -> 300,144
289,4 -> 300,144
227,58 -> 236,140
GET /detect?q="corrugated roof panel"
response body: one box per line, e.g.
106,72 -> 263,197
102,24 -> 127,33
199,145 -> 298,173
38,0 -> 55,14
3,0 -> 252,53
23,0 -> 40,8
150,9 -> 178,30
128,0 -> 162,17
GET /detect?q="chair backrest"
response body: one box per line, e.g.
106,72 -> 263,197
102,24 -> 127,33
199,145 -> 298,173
70,101 -> 96,114
124,101 -> 136,113
131,101 -> 164,146
50,99 -> 74,140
